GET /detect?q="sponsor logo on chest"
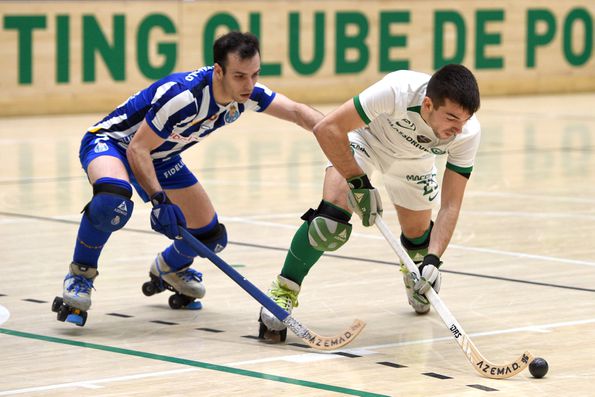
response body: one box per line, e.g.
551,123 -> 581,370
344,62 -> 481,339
388,118 -> 447,155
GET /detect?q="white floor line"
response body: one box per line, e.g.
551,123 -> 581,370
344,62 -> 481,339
461,210 -> 595,221
0,218 -> 40,225
220,216 -> 304,230
217,215 -> 595,268
227,212 -> 302,220
447,244 -> 595,267
466,191 -> 595,204
3,211 -> 593,268
0,368 -> 200,396
201,178 -> 323,188
2,317 -> 593,395
342,317 -> 595,353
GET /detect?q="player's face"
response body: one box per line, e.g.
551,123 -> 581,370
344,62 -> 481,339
220,52 -> 261,103
424,97 -> 472,140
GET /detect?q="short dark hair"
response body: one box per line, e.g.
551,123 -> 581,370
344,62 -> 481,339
426,64 -> 480,114
213,31 -> 260,72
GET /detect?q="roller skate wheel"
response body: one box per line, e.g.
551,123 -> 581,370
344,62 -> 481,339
51,297 -> 63,313
258,321 -> 267,339
142,281 -> 157,296
168,294 -> 185,309
257,321 -> 287,343
279,328 -> 287,342
56,305 -> 70,322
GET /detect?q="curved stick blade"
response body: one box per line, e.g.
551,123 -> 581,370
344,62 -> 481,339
285,317 -> 366,351
427,288 -> 534,379
467,340 -> 534,379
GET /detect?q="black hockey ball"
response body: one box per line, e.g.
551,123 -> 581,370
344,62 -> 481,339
529,357 -> 548,378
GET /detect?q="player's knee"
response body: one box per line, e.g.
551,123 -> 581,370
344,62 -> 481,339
302,200 -> 352,252
400,221 -> 433,263
84,177 -> 134,232
192,222 -> 227,253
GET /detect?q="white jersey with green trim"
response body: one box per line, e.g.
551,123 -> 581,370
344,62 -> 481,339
353,70 -> 480,174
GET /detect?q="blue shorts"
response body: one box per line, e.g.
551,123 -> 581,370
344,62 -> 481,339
79,132 -> 198,202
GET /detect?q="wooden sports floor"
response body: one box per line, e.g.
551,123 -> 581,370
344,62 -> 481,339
1,93 -> 594,396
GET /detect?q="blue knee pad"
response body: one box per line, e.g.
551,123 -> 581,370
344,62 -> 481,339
191,220 -> 228,253
84,177 -> 134,232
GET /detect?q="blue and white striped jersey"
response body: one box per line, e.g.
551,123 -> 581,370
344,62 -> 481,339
88,66 -> 276,162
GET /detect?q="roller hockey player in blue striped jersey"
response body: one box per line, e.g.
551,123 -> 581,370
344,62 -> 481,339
51,31 -> 324,326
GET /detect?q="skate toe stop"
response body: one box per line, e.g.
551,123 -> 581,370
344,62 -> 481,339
185,301 -> 203,310
66,314 -> 84,326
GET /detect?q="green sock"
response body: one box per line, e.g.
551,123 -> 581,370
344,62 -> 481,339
402,224 -> 432,263
281,222 -> 324,285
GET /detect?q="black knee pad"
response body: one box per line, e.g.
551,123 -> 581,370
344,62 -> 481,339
193,223 -> 227,253
301,200 -> 352,224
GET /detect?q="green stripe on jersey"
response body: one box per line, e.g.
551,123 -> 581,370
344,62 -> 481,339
353,96 -> 371,124
407,105 -> 422,114
446,162 -> 473,175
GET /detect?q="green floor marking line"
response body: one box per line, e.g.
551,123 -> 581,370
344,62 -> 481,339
0,328 -> 390,397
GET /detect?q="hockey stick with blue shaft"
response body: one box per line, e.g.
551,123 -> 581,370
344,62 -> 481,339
375,216 -> 533,379
179,227 -> 365,351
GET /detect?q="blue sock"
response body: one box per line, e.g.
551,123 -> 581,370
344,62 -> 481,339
72,214 -> 111,268
162,215 -> 219,270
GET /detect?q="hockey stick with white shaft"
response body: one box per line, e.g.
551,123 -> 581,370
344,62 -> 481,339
375,217 -> 533,379
179,228 -> 365,351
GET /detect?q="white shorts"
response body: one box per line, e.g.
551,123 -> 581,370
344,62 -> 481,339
347,129 -> 440,211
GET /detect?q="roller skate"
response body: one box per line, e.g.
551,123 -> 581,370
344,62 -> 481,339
141,254 -> 204,310
258,275 -> 300,342
51,262 -> 97,326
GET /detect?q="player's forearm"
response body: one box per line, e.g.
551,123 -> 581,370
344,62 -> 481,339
127,145 -> 161,197
428,205 -> 461,258
430,168 -> 468,257
313,124 -> 363,179
295,103 -> 324,132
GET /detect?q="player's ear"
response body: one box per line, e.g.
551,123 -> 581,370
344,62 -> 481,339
422,96 -> 433,111
213,63 -> 224,79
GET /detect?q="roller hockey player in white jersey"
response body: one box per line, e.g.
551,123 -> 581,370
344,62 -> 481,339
52,31 -> 323,326
259,64 -> 481,339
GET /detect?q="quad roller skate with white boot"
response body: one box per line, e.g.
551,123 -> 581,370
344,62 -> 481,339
51,262 -> 97,326
142,254 -> 204,310
258,275 -> 300,342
